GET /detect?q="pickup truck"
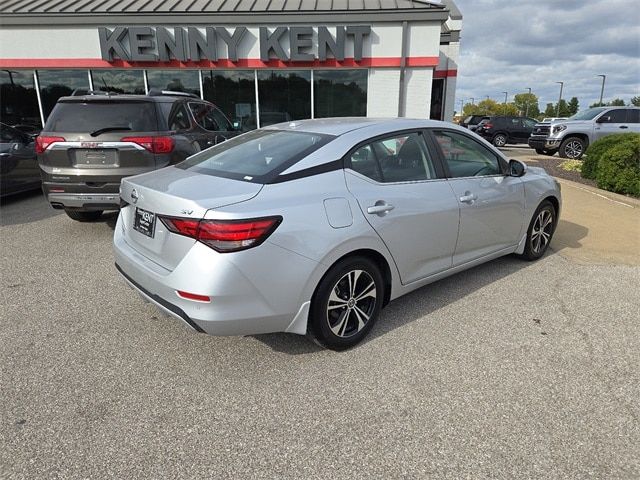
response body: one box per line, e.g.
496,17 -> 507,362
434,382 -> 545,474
528,106 -> 640,158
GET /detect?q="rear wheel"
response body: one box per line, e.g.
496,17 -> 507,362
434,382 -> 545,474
559,137 -> 586,159
535,148 -> 546,155
64,209 -> 103,222
517,201 -> 556,261
492,133 -> 508,147
308,256 -> 383,351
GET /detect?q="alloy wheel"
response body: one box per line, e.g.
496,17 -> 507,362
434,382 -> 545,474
493,135 -> 507,147
564,140 -> 583,159
326,269 -> 377,338
531,209 -> 554,254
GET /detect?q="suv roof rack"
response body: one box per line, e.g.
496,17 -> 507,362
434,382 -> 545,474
147,89 -> 199,99
71,89 -> 113,96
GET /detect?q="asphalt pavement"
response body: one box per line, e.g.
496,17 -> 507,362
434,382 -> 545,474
1,171 -> 639,479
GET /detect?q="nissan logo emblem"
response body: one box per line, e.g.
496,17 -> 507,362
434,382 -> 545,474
131,189 -> 139,203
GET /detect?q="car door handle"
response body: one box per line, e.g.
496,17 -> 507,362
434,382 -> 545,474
367,203 -> 395,215
459,193 -> 477,204
619,125 -> 629,129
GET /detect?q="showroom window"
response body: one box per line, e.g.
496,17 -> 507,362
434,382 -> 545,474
37,69 -> 90,119
314,69 -> 367,118
258,70 -> 311,127
146,70 -> 200,96
202,70 -> 256,131
0,70 -> 41,131
90,69 -> 145,94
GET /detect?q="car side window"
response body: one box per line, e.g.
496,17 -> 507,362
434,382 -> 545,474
523,119 -> 537,128
168,103 -> 190,131
433,130 -> 503,178
350,132 -> 435,183
601,109 -> 627,123
628,110 -> 640,123
189,103 -> 232,132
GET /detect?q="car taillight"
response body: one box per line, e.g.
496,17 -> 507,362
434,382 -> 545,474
160,216 -> 282,253
483,123 -> 493,129
121,136 -> 174,154
35,136 -> 65,154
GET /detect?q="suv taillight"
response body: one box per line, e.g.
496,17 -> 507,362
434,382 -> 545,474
35,136 -> 65,154
121,136 -> 174,154
482,123 -> 493,129
159,216 -> 282,253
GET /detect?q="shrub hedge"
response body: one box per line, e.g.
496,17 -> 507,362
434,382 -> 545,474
581,133 -> 640,196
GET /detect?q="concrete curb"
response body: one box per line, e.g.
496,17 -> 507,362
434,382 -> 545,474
554,177 -> 640,208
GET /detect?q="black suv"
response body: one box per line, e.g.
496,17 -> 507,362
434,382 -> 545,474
460,115 -> 490,131
475,116 -> 538,147
37,90 -> 240,221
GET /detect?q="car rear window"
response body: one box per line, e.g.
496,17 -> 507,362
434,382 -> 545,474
45,101 -> 157,132
176,129 -> 333,183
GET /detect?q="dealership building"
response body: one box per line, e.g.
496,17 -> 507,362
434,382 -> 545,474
0,0 -> 461,132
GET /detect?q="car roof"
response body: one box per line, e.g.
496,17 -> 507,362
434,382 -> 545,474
57,94 -> 206,103
264,117 -> 455,136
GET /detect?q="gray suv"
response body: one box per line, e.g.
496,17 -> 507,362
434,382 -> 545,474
37,91 -> 240,221
528,106 -> 640,159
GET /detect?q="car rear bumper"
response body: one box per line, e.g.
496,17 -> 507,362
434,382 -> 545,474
47,192 -> 121,209
528,136 -> 561,150
113,213 -> 320,336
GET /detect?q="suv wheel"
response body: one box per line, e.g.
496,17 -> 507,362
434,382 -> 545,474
308,256 -> 384,351
64,209 -> 103,222
492,133 -> 508,147
559,137 -> 586,159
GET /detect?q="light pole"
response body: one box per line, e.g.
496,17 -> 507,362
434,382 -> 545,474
597,74 -> 606,106
470,97 -> 475,105
525,87 -> 532,117
502,92 -> 508,114
555,81 -> 564,117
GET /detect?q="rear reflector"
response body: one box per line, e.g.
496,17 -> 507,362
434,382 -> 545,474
121,136 -> 174,154
176,290 -> 211,302
160,216 -> 282,253
35,136 -> 65,154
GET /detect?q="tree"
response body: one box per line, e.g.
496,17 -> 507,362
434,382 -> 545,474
631,96 -> 640,107
514,92 -> 540,118
567,97 -> 579,116
608,98 -> 626,106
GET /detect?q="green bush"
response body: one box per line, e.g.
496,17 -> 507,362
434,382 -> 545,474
594,134 -> 640,196
582,133 -> 634,179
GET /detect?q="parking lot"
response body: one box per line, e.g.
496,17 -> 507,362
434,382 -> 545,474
1,153 -> 639,479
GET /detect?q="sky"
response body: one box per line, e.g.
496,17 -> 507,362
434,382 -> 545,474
453,0 -> 640,113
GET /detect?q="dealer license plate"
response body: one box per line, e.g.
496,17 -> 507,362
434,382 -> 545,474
133,207 -> 156,238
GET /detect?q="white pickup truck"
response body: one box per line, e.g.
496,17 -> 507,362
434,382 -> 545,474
528,106 -> 640,158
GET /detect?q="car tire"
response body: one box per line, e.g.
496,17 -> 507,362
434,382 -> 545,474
517,200 -> 557,261
64,209 -> 103,222
535,148 -> 546,155
543,149 -> 558,156
559,137 -> 586,159
308,256 -> 384,351
492,133 -> 508,147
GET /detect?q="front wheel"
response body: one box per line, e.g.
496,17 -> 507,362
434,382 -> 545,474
64,209 -> 103,222
535,148 -> 546,155
308,257 -> 384,351
492,133 -> 508,147
517,201 -> 557,261
559,137 -> 586,159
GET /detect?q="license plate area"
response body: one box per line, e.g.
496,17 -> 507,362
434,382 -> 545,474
133,207 -> 156,238
72,149 -> 118,168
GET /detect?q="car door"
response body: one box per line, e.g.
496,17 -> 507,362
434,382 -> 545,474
593,109 -> 629,141
430,129 -> 525,266
521,118 -> 537,143
344,131 -> 460,285
627,109 -> 640,133
187,102 -> 236,150
0,124 -> 38,194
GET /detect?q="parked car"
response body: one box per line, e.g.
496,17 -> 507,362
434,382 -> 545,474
475,116 -> 538,147
114,118 -> 561,350
528,107 -> 640,158
0,122 -> 40,197
460,115 -> 490,131
37,90 -> 240,221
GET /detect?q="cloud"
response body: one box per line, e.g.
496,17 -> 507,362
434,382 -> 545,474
454,0 -> 640,110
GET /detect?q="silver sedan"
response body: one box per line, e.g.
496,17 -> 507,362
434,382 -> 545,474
114,118 -> 561,350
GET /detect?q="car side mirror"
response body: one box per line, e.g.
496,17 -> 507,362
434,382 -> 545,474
596,115 -> 610,123
509,159 -> 527,177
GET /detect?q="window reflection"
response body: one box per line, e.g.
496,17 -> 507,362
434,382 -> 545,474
0,70 -> 41,131
258,70 -> 311,128
38,70 -> 89,119
90,69 -> 145,94
314,70 -> 367,118
202,70 -> 256,131
147,70 -> 200,96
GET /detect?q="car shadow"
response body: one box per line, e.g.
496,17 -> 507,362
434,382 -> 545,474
252,252 -> 552,355
549,219 -> 589,254
0,190 -> 62,226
